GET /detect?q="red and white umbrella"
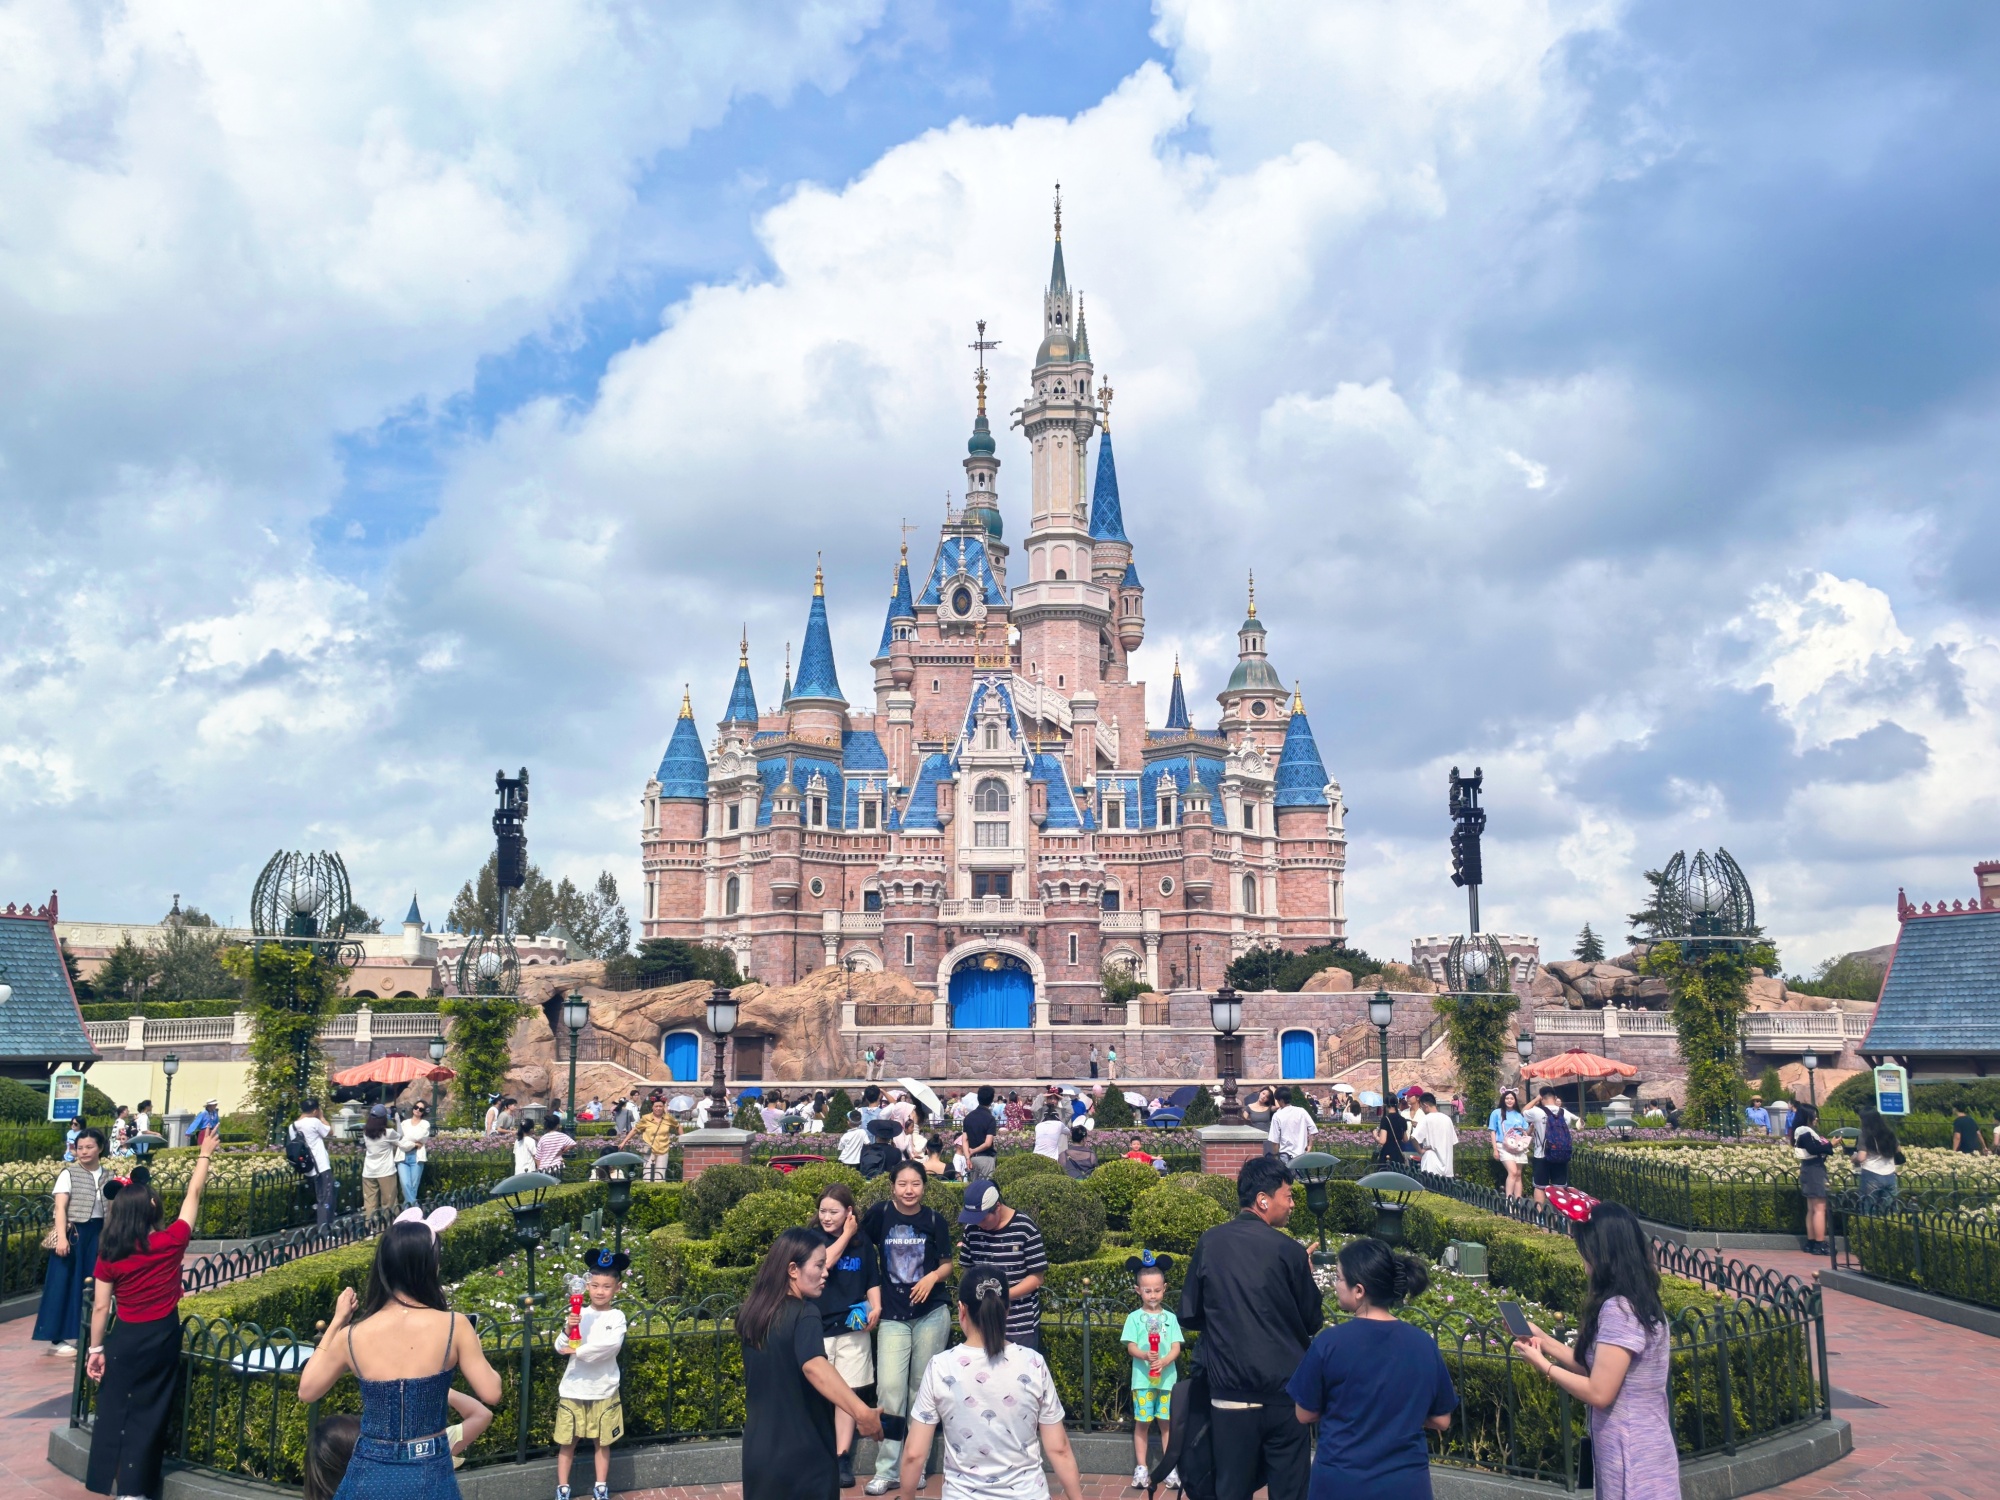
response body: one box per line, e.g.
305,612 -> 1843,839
331,1054 -> 457,1087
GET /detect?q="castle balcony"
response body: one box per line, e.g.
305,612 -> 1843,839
939,897 -> 1046,925
822,910 -> 884,934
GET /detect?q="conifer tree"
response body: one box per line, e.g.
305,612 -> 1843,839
1572,924 -> 1606,963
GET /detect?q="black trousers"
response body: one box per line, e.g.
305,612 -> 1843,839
1209,1403 -> 1310,1500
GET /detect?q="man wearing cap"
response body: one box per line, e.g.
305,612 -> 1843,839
190,1099 -> 222,1139
956,1181 -> 1048,1351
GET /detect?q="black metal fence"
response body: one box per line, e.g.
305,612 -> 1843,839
1,1197 -> 54,1297
1831,1194 -> 2000,1310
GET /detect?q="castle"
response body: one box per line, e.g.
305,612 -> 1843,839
638,211 -> 1348,1029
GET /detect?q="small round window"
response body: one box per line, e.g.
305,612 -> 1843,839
952,586 -> 974,615
808,877 -> 825,898
1159,876 -> 1176,896
1250,700 -> 1268,717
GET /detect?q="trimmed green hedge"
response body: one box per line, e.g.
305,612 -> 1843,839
713,1191 -> 814,1266
1086,1159 -> 1162,1230
1131,1182 -> 1229,1253
1003,1174 -> 1105,1263
1847,1208 -> 2000,1309
994,1152 -> 1062,1187
683,1164 -> 786,1237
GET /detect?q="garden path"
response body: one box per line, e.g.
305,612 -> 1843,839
1,1315 -> 88,1500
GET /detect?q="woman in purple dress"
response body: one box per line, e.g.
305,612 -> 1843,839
1512,1201 -> 1677,1500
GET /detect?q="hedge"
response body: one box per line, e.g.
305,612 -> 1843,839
1002,1175 -> 1105,1264
1130,1182 -> 1228,1253
1086,1159 -> 1163,1230
994,1153 -> 1062,1188
683,1164 -> 786,1238
713,1191 -> 815,1267
1846,1206 -> 2000,1309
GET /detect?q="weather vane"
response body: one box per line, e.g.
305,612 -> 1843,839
970,319 -> 1000,413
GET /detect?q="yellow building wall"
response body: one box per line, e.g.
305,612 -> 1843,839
88,1061 -> 254,1115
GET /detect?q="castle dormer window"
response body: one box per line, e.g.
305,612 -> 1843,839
727,804 -> 740,831
974,778 -> 1010,813
983,723 -> 999,751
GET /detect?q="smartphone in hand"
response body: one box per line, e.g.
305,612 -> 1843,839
878,1413 -> 908,1441
1499,1301 -> 1533,1341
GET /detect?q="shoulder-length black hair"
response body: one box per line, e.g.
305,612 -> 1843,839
304,1415 -> 360,1500
360,1221 -> 449,1318
99,1171 -> 162,1263
364,1112 -> 387,1140
737,1228 -> 824,1350
1573,1201 -> 1666,1361
1791,1102 -> 1819,1131
1857,1107 -> 1904,1165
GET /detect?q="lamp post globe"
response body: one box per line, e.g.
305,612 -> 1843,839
704,986 -> 739,1129
1802,1049 -> 1818,1106
161,1053 -> 179,1121
428,1034 -> 448,1118
562,990 -> 589,1124
1369,993 -> 1395,1114
1209,986 -> 1245,1125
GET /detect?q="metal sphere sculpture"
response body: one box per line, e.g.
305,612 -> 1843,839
1443,933 -> 1511,994
251,850 -> 353,943
1661,848 -> 1756,949
455,930 -> 520,997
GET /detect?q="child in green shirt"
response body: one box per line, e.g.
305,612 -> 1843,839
1120,1251 -> 1184,1489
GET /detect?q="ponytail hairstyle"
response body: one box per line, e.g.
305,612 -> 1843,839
1334,1236 -> 1429,1310
1572,1201 -> 1666,1362
99,1167 -> 162,1263
958,1264 -> 1011,1358
737,1228 -> 824,1349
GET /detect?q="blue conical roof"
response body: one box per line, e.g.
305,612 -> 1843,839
878,555 -> 916,656
1089,430 -> 1127,542
404,894 -> 422,926
657,692 -> 709,799
1275,693 -> 1330,807
724,629 -> 758,723
793,564 -> 844,703
1165,659 -> 1190,731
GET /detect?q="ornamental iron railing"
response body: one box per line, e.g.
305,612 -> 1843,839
1830,1192 -> 2000,1310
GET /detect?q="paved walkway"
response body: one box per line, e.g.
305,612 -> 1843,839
4,1249 -> 1991,1500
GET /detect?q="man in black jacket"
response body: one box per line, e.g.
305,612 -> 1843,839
1179,1155 -> 1321,1500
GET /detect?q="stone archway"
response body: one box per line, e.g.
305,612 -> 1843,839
935,938 -> 1045,1028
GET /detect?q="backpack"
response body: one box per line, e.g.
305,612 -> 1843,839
1543,1107 -> 1573,1163
284,1124 -> 317,1176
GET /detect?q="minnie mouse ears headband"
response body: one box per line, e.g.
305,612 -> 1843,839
584,1248 -> 630,1275
1544,1185 -> 1599,1224
1125,1249 -> 1175,1274
102,1165 -> 151,1200
395,1205 -> 458,1238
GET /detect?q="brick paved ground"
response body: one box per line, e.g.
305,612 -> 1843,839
4,1248 -> 1991,1500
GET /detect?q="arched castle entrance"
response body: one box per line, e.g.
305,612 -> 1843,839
936,940 -> 1042,1028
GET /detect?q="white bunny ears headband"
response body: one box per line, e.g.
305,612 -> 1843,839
395,1205 -> 458,1237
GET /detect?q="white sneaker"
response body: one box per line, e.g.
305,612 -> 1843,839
1132,1466 -> 1150,1489
51,1342 -> 77,1357
1165,1471 -> 1181,1490
865,1479 -> 897,1495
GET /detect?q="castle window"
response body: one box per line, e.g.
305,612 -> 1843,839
1242,875 -> 1258,914
1159,797 -> 1174,827
1057,674 -> 1065,686
1054,570 -> 1067,580
809,796 -> 825,827
974,778 -> 1010,813
863,889 -> 882,912
809,877 -> 825,898
1243,803 -> 1255,831
727,804 -> 740,831
862,800 -> 878,830
933,679 -> 941,692
984,723 -> 999,750
973,871 -> 1012,898
1101,887 -> 1120,911
724,877 -> 740,916
1105,796 -> 1123,829
974,822 -> 1008,847
1067,933 -> 1078,965
905,933 -> 916,966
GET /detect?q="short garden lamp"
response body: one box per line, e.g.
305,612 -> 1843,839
428,1034 -> 448,1117
1369,993 -> 1395,1112
705,986 -> 740,1129
493,1170 -> 563,1301
594,1150 -> 644,1253
1357,1170 -> 1425,1249
1603,1094 -> 1636,1138
160,1053 -> 179,1121
1801,1049 -> 1818,1106
1515,1030 -> 1535,1067
1209,986 -> 1245,1125
1290,1151 -> 1340,1264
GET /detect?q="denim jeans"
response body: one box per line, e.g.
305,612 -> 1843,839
397,1158 -> 424,1205
1858,1171 -> 1898,1206
873,1303 -> 951,1478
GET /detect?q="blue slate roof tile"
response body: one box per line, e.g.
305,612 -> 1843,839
793,584 -> 844,703
1867,909 -> 2000,1054
1275,708 -> 1331,807
1029,753 -> 1084,830
1089,430 -> 1128,543
877,558 -> 917,656
917,537 -> 1007,608
655,711 -> 709,800
0,914 -> 95,1063
897,754 -> 956,831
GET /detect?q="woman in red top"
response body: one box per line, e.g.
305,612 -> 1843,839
84,1125 -> 220,1500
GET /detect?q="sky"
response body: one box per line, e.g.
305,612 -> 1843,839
5,0 -> 1999,972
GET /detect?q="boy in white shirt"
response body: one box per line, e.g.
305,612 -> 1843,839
555,1249 -> 629,1500
836,1110 -> 869,1166
1266,1087 -> 1315,1162
1410,1092 -> 1458,1176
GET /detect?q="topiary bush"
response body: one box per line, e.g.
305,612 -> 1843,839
1004,1173 -> 1105,1263
683,1163 -> 786,1238
1162,1172 -> 1240,1219
712,1189 -> 815,1266
824,1088 -> 856,1126
732,1098 -> 764,1131
995,1152 -> 1062,1188
784,1160 -> 865,1203
1094,1087 -> 1134,1130
1130,1182 -> 1229,1253
1085,1159 -> 1161,1230
1183,1089 -> 1219,1128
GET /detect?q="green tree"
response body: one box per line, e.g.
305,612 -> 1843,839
168,903 -> 217,927
60,941 -> 92,1001
1432,985 -> 1518,1123
226,943 -> 341,1138
605,938 -> 744,990
1572,924 -> 1606,963
336,902 -> 383,934
555,871 -> 631,959
95,936 -> 158,1003
1094,1085 -> 1135,1129
1626,869 -> 1678,945
448,855 -> 630,957
1224,942 -> 1384,993
1786,952 -> 1885,1004
441,996 -> 522,1127
1100,962 -> 1152,1005
150,922 -> 243,1002
1642,939 -> 1776,1132
1182,1089 -> 1219,1128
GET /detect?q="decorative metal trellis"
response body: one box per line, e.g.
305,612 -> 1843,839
1444,932 -> 1513,995
1658,847 -> 1758,951
249,850 -> 361,964
455,929 -> 521,996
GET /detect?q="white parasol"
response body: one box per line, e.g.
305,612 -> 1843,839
897,1077 -> 944,1117
1123,1091 -> 1148,1107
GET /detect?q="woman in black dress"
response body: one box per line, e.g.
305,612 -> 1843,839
739,1228 -> 882,1500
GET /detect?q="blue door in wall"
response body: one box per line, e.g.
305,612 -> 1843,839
1281,1030 -> 1317,1080
950,955 -> 1034,1028
663,1031 -> 701,1082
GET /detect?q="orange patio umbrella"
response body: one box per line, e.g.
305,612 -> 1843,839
1520,1047 -> 1637,1114
331,1053 -> 459,1088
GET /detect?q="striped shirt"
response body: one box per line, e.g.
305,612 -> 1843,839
959,1210 -> 1049,1339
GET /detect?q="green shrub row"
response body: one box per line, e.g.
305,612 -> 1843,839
1846,1209 -> 2000,1309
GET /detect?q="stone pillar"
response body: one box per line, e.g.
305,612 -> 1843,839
233,1011 -> 253,1046
355,1003 -> 374,1048
678,1127 -> 753,1183
125,1016 -> 146,1053
1198,1125 -> 1270,1181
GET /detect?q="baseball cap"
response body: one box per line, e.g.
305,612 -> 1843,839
957,1179 -> 1003,1225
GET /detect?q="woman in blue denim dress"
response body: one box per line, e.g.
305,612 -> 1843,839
297,1210 -> 504,1500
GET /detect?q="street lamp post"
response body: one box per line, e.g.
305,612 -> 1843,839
562,991 -> 590,1124
1370,993 -> 1395,1114
428,1035 -> 448,1119
594,1151 -> 643,1254
492,1171 -> 562,1464
1209,986 -> 1244,1125
1802,1049 -> 1818,1107
161,1053 -> 179,1124
704,987 -> 740,1129
1516,1030 -> 1535,1076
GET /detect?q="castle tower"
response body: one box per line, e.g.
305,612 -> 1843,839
646,688 -> 710,938
1217,573 -> 1288,753
1012,187 -> 1110,706
721,629 -> 759,731
962,322 -> 1007,586
876,548 -> 918,784
1273,685 -> 1347,943
1164,657 -> 1190,731
787,561 -> 847,743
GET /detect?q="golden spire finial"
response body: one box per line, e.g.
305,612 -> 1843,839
970,319 -> 999,415
1247,569 -> 1257,619
739,626 -> 749,667
679,684 -> 693,719
1053,181 -> 1062,241
1292,679 -> 1304,714
1097,382 -> 1113,432
1172,653 -> 1181,677
814,553 -> 824,596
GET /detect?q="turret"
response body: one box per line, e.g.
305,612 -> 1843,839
1218,572 -> 1286,749
1164,656 -> 1191,732
721,628 -> 759,731
962,321 -> 1006,583
1273,685 -> 1335,832
875,550 -> 917,690
787,559 -> 848,742
402,895 -> 425,959
656,687 -> 710,840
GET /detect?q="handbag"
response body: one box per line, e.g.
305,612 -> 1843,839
41,1221 -> 65,1252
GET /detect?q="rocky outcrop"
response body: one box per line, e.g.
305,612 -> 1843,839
1543,960 -> 1670,1010
1355,963 -> 1437,994
1300,967 -> 1355,993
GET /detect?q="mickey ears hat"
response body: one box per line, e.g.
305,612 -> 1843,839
1544,1185 -> 1599,1224
584,1248 -> 631,1275
1125,1249 -> 1175,1274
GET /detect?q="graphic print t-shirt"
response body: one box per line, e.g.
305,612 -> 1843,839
813,1230 -> 882,1336
863,1200 -> 952,1322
